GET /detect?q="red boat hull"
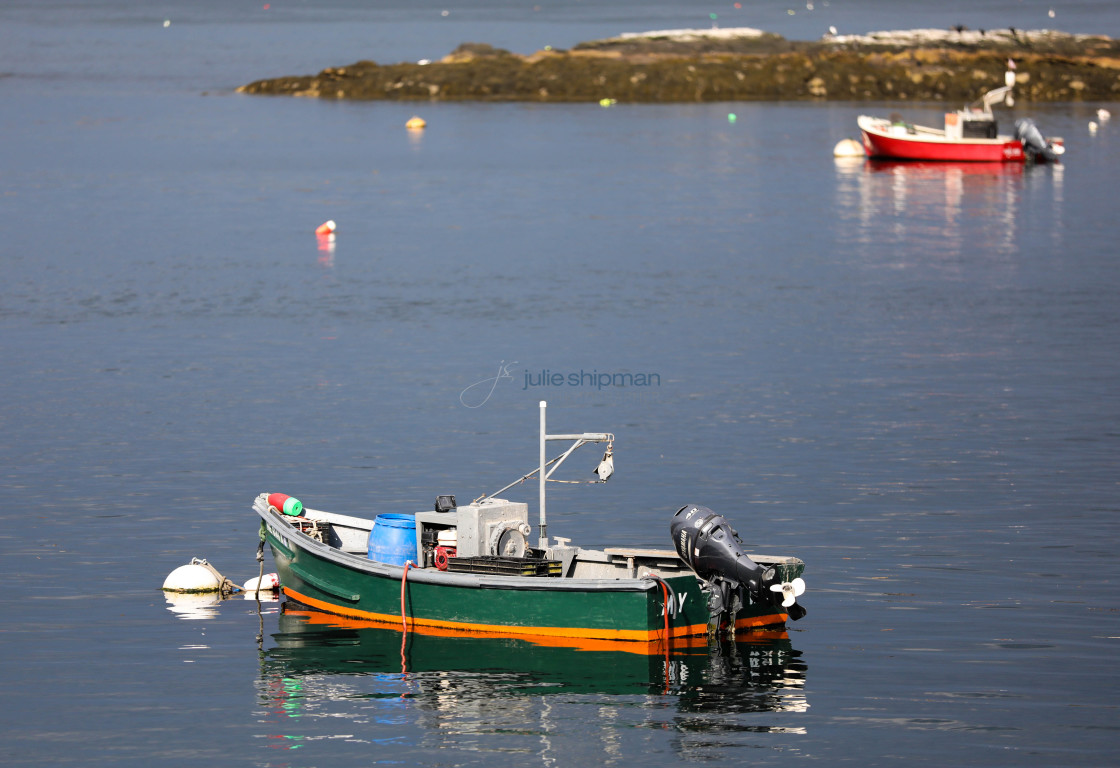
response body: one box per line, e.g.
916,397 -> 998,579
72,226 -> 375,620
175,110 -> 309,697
859,119 -> 1025,163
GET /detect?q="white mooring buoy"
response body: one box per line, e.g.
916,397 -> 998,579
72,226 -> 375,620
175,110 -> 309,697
162,557 -> 233,594
833,138 -> 864,158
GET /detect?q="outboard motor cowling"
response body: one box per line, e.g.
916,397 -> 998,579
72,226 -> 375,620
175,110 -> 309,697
1014,118 -> 1064,163
672,504 -> 790,631
671,504 -> 774,597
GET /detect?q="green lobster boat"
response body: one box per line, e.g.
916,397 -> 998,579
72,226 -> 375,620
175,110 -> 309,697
254,402 -> 805,647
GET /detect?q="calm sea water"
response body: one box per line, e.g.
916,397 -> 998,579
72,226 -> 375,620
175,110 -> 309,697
2,1 -> 1118,766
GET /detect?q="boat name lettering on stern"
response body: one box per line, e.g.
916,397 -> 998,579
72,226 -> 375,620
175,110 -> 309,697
666,592 -> 688,617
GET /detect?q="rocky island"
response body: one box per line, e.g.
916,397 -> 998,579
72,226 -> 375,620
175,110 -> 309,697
238,27 -> 1120,103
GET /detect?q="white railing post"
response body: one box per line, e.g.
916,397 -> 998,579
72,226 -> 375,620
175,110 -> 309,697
539,400 -> 548,549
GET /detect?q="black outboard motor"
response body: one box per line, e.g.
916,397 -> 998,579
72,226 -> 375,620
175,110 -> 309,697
671,504 -> 777,631
1014,118 -> 1063,163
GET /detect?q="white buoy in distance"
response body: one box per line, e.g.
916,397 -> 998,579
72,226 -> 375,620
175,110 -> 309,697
833,138 -> 864,158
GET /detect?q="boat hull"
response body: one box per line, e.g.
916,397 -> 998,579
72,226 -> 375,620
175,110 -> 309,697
257,505 -> 799,642
859,115 -> 1025,162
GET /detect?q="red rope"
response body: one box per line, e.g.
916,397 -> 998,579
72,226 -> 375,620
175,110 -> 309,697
659,580 -> 671,641
400,561 -> 412,632
650,575 -> 673,693
400,561 -> 412,675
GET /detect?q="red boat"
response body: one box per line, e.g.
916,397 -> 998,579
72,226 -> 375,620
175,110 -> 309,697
858,68 -> 1063,163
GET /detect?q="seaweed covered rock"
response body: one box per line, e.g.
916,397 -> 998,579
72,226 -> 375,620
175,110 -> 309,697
237,27 -> 1120,103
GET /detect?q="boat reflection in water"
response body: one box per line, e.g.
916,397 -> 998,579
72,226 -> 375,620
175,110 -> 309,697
256,606 -> 808,757
834,156 -> 1064,262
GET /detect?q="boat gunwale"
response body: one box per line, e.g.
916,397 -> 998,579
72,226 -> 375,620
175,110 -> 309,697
256,502 -> 683,593
255,498 -> 803,593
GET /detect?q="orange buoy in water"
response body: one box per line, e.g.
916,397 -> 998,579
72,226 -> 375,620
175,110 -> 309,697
406,116 -> 426,130
315,220 -> 336,235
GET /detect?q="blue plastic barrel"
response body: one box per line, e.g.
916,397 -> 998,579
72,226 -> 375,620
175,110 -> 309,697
367,514 -> 417,566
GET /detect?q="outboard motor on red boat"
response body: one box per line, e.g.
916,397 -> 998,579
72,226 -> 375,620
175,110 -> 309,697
671,504 -> 805,632
1014,118 -> 1064,163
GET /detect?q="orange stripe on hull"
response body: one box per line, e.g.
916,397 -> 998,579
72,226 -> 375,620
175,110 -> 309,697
287,608 -> 788,654
286,587 -> 673,641
283,587 -> 788,645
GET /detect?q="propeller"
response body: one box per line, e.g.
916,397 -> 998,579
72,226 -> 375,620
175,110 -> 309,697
769,577 -> 806,608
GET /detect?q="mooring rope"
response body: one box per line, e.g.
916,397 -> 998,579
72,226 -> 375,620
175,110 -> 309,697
254,527 -> 266,599
188,557 -> 238,598
253,526 -> 268,648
